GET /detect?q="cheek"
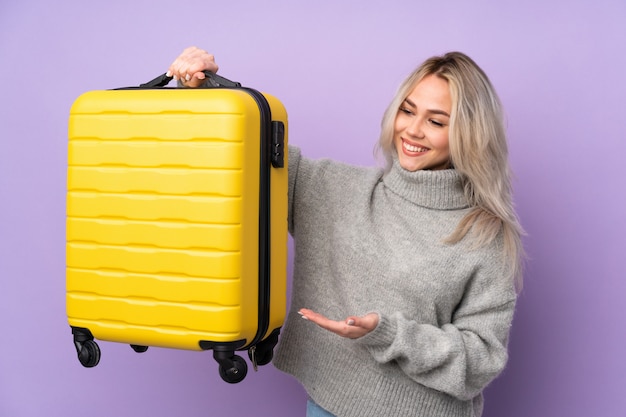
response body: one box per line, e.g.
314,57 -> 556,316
392,119 -> 403,145
392,136 -> 401,155
393,117 -> 403,136
433,132 -> 450,152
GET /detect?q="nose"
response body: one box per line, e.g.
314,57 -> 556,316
406,118 -> 425,139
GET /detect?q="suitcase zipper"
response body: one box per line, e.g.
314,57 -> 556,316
241,87 -> 274,350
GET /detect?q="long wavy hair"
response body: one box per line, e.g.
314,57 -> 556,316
375,52 -> 525,290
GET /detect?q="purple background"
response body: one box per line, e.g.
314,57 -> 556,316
1,1 -> 625,416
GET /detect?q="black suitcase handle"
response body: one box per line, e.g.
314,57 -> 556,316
139,70 -> 241,88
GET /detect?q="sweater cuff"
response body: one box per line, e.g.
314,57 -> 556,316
356,313 -> 396,350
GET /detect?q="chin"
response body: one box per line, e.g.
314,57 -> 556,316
398,158 -> 422,172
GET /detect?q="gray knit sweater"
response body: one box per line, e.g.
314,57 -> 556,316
273,146 -> 517,417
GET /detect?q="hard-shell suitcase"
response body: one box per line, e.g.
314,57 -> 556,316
66,71 -> 288,383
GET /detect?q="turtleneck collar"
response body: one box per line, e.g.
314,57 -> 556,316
382,157 -> 469,210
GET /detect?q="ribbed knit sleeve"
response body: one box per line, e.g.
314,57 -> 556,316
286,145 -> 301,234
355,243 -> 517,401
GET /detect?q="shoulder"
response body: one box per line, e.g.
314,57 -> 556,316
460,231 -> 517,300
289,145 -> 382,192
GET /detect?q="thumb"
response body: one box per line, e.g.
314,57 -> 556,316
349,313 -> 379,331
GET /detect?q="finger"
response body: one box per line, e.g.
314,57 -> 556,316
298,308 -> 331,326
348,313 -> 379,332
298,309 -> 345,333
167,61 -> 184,81
167,47 -> 200,80
190,59 -> 219,76
168,53 -> 190,79
183,47 -> 218,72
169,60 -> 218,84
299,309 -> 363,338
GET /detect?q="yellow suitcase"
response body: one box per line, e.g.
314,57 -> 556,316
66,72 -> 288,383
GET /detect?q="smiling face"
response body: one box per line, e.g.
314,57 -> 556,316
393,74 -> 452,171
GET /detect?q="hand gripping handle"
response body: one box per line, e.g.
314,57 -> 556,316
139,70 -> 241,88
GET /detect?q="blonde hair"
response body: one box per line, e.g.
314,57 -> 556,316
376,52 -> 525,290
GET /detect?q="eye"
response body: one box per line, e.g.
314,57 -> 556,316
399,106 -> 413,115
429,119 -> 445,127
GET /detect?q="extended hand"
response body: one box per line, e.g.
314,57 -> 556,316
166,46 -> 219,88
298,308 -> 379,339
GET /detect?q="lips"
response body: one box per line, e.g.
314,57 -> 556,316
402,139 -> 429,154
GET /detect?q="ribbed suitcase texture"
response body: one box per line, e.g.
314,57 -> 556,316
66,78 -> 288,383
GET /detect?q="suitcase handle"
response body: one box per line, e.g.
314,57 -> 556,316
139,71 -> 242,88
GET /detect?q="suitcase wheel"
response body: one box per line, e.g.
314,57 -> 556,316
248,330 -> 280,367
72,327 -> 101,368
77,339 -> 101,368
248,345 -> 273,367
130,344 -> 149,353
216,354 -> 248,384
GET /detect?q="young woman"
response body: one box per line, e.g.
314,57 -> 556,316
168,46 -> 524,417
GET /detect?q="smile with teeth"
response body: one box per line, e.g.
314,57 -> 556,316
403,140 -> 429,153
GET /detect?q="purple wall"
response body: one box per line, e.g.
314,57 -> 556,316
1,1 -> 625,416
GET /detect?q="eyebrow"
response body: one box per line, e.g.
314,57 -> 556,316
403,98 -> 450,118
